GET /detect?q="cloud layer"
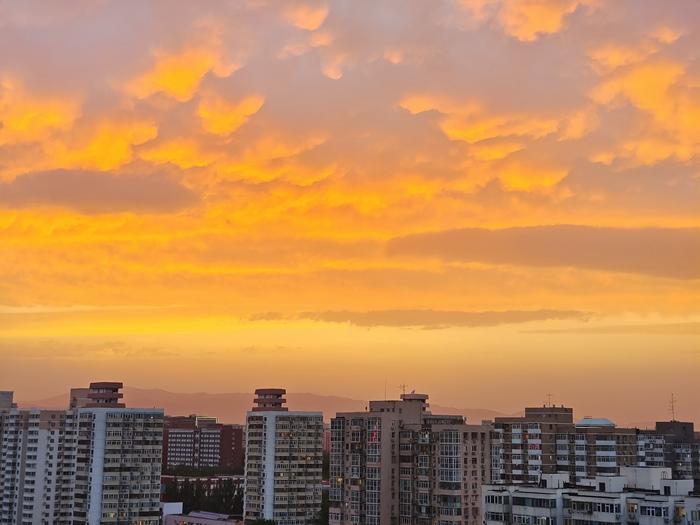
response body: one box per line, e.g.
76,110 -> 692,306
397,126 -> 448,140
0,170 -> 197,213
298,309 -> 588,328
389,225 -> 700,279
0,0 -> 699,329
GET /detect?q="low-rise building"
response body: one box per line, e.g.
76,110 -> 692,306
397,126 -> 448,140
164,510 -> 241,524
482,467 -> 700,525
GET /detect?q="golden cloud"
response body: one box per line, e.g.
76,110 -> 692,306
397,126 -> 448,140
400,94 -> 559,143
282,2 -> 329,31
0,77 -> 80,146
125,47 -> 238,102
197,93 -> 265,136
460,0 -> 597,41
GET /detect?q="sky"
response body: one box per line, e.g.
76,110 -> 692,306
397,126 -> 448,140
0,0 -> 699,424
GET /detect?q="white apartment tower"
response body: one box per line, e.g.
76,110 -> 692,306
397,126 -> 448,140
0,382 -> 163,525
243,388 -> 324,525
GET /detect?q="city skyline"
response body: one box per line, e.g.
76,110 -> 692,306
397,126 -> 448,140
1,0 -> 699,419
8,382 -> 699,429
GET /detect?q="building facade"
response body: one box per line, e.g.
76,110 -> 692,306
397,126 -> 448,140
329,393 -> 492,525
0,382 -> 163,525
163,415 -> 245,473
482,467 -> 700,525
492,407 -> 637,485
638,421 -> 700,488
243,388 -> 324,525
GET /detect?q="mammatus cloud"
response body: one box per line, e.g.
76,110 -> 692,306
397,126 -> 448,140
388,226 -> 700,280
252,309 -> 588,328
459,0 -> 597,42
0,170 -> 197,213
0,0 -> 698,329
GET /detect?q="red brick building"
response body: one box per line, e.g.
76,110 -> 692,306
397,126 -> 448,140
163,415 -> 244,473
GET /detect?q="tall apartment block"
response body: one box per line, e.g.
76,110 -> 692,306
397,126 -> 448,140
492,406 -> 637,484
638,421 -> 700,488
0,382 -> 163,525
163,415 -> 245,473
243,388 -> 324,525
329,393 -> 492,525
482,467 -> 700,525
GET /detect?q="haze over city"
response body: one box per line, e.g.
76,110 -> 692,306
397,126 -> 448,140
1,0 -> 699,425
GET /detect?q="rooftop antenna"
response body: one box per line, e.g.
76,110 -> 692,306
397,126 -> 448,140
670,393 -> 677,421
399,383 -> 408,396
384,377 -> 387,401
546,393 -> 553,407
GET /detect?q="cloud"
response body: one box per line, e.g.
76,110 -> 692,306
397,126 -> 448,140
496,0 -> 587,42
388,225 -> 700,279
47,118 -> 158,171
0,77 -> 80,145
282,1 -> 329,31
526,322 -> 700,335
197,93 -> 264,136
125,47 -> 238,102
296,309 -> 587,328
0,169 -> 197,213
399,94 -> 559,144
459,0 -> 596,42
0,0 -> 699,331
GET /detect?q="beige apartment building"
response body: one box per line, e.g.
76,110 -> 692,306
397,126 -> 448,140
243,388 -> 324,525
329,393 -> 492,525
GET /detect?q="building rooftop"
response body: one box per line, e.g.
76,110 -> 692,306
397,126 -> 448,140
576,416 -> 616,427
252,387 -> 288,412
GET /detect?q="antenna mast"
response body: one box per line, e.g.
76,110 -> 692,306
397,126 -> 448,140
670,393 -> 677,421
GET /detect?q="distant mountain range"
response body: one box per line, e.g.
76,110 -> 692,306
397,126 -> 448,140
20,387 -> 511,424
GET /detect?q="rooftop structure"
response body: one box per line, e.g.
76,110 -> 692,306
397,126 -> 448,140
252,387 -> 288,412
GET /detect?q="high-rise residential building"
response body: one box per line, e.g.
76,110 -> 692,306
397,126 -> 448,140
329,393 -> 492,525
492,406 -> 637,484
243,388 -> 324,525
0,382 -> 163,525
482,467 -> 700,525
163,415 -> 245,473
638,421 -> 700,488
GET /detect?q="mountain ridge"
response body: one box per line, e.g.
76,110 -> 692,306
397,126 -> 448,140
19,386 -> 510,424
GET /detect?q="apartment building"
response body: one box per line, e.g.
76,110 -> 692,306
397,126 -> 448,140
492,407 -> 637,485
163,415 -> 245,472
243,388 -> 324,525
482,467 -> 700,525
638,421 -> 700,487
0,382 -> 163,525
329,392 -> 492,525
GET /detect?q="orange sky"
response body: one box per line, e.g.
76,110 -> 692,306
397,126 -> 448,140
0,0 -> 698,424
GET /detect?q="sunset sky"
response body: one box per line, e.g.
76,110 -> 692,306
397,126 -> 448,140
1,0 -> 699,424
